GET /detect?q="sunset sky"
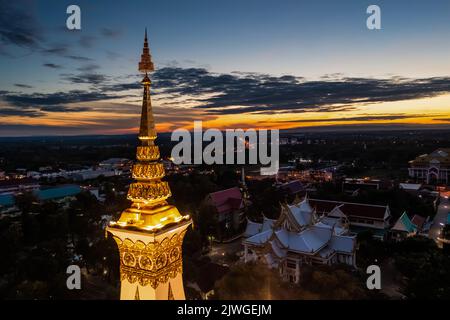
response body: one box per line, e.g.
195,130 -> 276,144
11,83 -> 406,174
1,0 -> 450,136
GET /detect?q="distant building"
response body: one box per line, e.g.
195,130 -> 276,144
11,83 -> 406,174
390,212 -> 430,240
342,178 -> 383,194
399,183 -> 423,193
409,148 -> 450,184
0,184 -> 82,211
279,180 -> 305,197
243,196 -> 356,284
0,178 -> 40,194
308,199 -> 392,240
71,169 -> 116,181
36,184 -> 81,203
99,158 -> 131,170
204,187 -> 247,241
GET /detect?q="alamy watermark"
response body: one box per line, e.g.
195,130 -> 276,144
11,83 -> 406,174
171,121 -> 279,175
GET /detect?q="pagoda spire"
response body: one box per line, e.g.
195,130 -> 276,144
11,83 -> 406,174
138,30 -> 156,143
106,29 -> 192,300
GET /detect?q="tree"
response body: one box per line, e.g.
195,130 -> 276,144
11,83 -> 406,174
15,192 -> 38,215
394,237 -> 450,299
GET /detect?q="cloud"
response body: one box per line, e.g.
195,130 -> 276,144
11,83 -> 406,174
76,64 -> 101,72
0,90 -> 130,110
151,68 -> 450,115
79,35 -> 96,48
42,45 -> 68,55
0,1 -> 43,51
43,63 -> 63,69
0,107 -> 43,117
101,28 -> 121,38
14,83 -> 33,89
271,114 -> 426,123
64,55 -> 93,62
61,73 -> 108,85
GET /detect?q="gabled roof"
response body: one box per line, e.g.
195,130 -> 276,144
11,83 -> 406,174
208,187 -> 243,215
399,183 -> 422,191
261,216 -> 276,232
309,199 -> 389,221
243,216 -> 276,238
244,229 -> 272,245
330,235 -> 356,253
411,214 -> 426,230
243,219 -> 262,238
286,199 -> 314,227
280,180 -> 304,195
392,212 -> 417,233
410,148 -> 450,167
274,225 -> 333,254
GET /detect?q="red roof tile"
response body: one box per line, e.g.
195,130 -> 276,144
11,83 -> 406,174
310,199 -> 388,221
411,214 -> 426,229
208,187 -> 243,215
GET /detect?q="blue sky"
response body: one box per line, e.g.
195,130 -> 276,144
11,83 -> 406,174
1,0 -> 450,136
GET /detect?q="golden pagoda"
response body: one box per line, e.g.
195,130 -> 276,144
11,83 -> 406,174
106,29 -> 191,300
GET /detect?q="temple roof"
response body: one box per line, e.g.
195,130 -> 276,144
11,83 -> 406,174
280,180 -> 304,195
392,212 -> 417,233
286,199 -> 315,227
410,148 -> 450,167
243,216 -> 276,238
208,187 -> 244,215
309,199 -> 389,221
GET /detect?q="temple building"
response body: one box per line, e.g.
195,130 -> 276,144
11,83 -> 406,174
106,30 -> 191,300
308,198 -> 392,240
408,148 -> 450,184
203,187 -> 248,241
390,212 -> 430,240
243,196 -> 356,284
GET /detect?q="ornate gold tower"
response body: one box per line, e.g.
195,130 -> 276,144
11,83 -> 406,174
106,30 -> 191,300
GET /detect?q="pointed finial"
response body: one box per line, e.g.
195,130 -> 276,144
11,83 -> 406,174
139,28 -> 154,73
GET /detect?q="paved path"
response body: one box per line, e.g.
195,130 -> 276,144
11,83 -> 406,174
429,193 -> 449,248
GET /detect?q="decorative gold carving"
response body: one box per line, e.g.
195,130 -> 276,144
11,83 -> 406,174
136,146 -> 160,161
127,181 -> 171,203
132,163 -> 165,180
113,231 -> 187,289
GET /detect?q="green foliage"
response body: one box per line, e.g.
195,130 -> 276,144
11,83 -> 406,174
393,237 -> 450,299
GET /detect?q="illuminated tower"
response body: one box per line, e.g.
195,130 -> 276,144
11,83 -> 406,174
106,30 -> 191,300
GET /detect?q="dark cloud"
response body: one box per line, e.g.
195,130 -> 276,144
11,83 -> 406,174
43,63 -> 63,69
42,45 -> 68,55
77,64 -> 100,72
65,55 -> 93,62
101,28 -> 121,38
0,90 -> 129,108
0,1 -> 43,51
39,105 -> 92,113
79,35 -> 96,48
0,107 -> 43,117
100,82 -> 141,92
105,50 -> 121,60
14,83 -> 33,89
151,68 -> 450,115
61,73 -> 108,85
433,118 -> 450,122
273,114 -> 424,123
